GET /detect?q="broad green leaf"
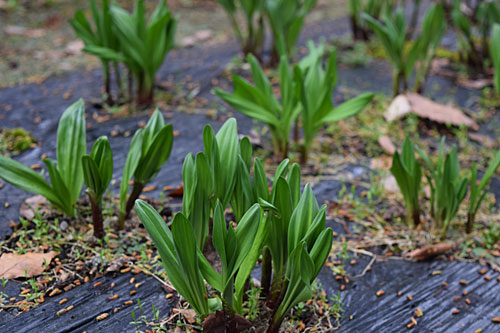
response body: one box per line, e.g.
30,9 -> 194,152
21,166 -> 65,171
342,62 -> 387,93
0,156 -> 65,214
120,129 -> 144,215
56,99 -> 86,204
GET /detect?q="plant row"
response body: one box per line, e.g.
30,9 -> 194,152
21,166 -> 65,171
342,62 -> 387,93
350,0 -> 500,96
215,42 -> 374,163
391,136 -> 500,238
0,101 -> 332,331
0,100 -> 173,239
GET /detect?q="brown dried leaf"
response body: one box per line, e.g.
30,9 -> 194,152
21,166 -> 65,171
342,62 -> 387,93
20,195 -> 47,220
0,251 -> 58,279
181,29 -> 213,47
384,95 -> 411,122
468,133 -> 497,149
174,308 -> 197,324
406,243 -> 454,261
457,77 -> 492,90
168,184 -> 184,197
378,135 -> 396,155
383,174 -> 399,193
65,40 -> 84,56
370,156 -> 392,170
406,93 -> 478,130
4,25 -> 46,38
385,94 -> 478,130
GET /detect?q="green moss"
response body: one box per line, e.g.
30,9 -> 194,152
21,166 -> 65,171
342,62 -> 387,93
0,127 -> 37,156
481,87 -> 500,108
434,47 -> 460,62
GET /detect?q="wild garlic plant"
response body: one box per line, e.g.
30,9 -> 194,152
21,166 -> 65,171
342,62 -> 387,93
0,99 -> 86,217
216,0 -> 317,61
392,137 -> 499,238
265,0 -> 317,60
467,149 -> 500,233
216,43 -> 373,163
215,55 -> 300,160
70,0 -> 123,105
71,0 -> 176,108
110,0 -> 176,107
364,3 -> 446,95
348,0 -> 392,40
216,0 -> 266,57
451,0 -> 500,71
119,109 -> 173,228
136,118 -> 333,332
390,136 -> 422,227
82,136 -> 113,239
416,138 -> 468,238
295,42 -> 374,163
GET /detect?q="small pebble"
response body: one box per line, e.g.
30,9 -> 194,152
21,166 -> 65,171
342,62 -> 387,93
60,221 -> 69,231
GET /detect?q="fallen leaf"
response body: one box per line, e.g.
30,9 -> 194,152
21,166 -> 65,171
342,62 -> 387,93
181,29 -> 213,47
384,95 -> 411,122
378,135 -> 396,155
174,308 -> 197,324
383,174 -> 399,193
370,156 -> 392,170
4,25 -> 45,38
20,195 -> 47,220
406,243 -> 454,261
430,58 -> 455,78
106,256 -> 133,272
468,133 -> 497,148
168,184 -> 184,197
0,251 -> 58,279
65,40 -> 84,55
385,94 -> 478,130
457,77 -> 492,90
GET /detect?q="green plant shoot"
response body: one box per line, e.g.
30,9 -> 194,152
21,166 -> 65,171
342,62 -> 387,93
215,54 -> 300,159
390,136 -> 422,227
82,136 -> 113,239
119,109 -> 173,228
467,149 -> 500,233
